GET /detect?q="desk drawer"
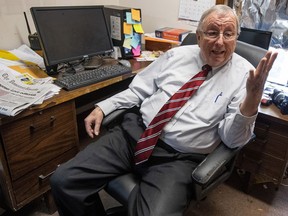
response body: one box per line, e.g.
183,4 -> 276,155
1,101 -> 79,181
238,148 -> 284,179
12,148 -> 78,205
246,131 -> 288,160
256,117 -> 288,138
254,121 -> 270,139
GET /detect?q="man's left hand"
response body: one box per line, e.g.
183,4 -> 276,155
240,51 -> 278,116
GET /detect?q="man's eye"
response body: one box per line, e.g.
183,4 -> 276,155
207,31 -> 219,37
224,32 -> 234,38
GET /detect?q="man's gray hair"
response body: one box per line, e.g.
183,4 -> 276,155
196,5 -> 240,34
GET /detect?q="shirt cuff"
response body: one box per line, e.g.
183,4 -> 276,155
235,108 -> 258,125
96,100 -> 116,116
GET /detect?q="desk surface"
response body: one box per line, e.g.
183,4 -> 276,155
0,60 -> 150,125
259,104 -> 288,124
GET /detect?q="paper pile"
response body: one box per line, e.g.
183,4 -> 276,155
0,45 -> 61,116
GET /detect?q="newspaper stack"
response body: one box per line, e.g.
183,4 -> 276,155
0,45 -> 61,116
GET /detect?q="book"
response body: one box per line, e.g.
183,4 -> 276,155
155,27 -> 192,42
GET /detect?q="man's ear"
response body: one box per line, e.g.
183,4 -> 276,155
196,31 -> 201,47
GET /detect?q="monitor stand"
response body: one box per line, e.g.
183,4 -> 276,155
83,56 -> 103,69
43,56 -> 59,75
45,64 -> 59,75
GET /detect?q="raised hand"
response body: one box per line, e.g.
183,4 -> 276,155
240,51 -> 278,116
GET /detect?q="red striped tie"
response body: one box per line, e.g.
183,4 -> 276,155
134,64 -> 212,165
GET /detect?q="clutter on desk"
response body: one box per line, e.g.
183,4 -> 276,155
0,44 -> 61,117
134,50 -> 164,62
261,94 -> 273,106
267,47 -> 288,86
263,82 -> 288,115
271,89 -> 288,115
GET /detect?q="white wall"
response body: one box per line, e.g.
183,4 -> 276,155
119,0 -> 197,34
0,0 -> 197,50
0,0 -> 119,50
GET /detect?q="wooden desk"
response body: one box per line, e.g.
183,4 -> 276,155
0,60 -> 149,212
236,104 -> 288,190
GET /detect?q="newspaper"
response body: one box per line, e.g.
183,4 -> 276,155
0,64 -> 56,116
0,45 -> 61,116
1,44 -> 45,69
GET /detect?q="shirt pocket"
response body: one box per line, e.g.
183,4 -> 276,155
193,92 -> 230,124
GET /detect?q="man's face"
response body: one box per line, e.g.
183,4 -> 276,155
196,11 -> 238,67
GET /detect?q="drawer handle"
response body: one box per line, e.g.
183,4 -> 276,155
39,164 -> 60,181
30,116 -> 56,132
39,171 -> 55,181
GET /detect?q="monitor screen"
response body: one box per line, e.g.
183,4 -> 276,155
30,6 -> 114,72
238,27 -> 272,50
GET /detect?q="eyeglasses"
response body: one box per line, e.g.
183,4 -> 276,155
202,30 -> 238,41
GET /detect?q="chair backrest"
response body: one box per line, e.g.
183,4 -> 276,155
181,32 -> 198,45
235,40 -> 267,67
181,33 -> 267,68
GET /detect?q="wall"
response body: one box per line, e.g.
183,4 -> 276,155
0,0 -> 222,50
119,0 -> 198,36
0,0 -> 119,50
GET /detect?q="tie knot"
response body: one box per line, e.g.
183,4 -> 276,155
202,64 -> 212,72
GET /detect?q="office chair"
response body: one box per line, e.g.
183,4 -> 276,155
102,34 -> 263,216
102,109 -> 254,216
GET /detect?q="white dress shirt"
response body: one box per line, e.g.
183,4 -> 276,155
97,45 -> 257,154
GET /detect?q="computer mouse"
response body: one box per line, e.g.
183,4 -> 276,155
118,59 -> 131,68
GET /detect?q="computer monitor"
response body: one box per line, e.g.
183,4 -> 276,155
238,27 -> 272,50
30,5 -> 114,74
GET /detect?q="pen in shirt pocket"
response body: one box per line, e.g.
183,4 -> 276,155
214,92 -> 223,103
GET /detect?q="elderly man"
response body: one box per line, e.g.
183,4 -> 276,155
50,4 -> 277,216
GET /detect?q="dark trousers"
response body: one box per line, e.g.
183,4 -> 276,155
50,113 -> 206,216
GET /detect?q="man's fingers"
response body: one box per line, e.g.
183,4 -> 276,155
266,52 -> 278,72
94,119 -> 101,136
255,51 -> 278,78
84,120 -> 95,138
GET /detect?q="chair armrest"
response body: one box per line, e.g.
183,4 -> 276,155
191,143 -> 239,185
102,106 -> 140,128
102,109 -> 127,128
192,135 -> 255,185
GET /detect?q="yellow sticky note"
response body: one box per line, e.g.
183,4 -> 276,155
123,22 -> 133,35
0,50 -> 20,61
123,38 -> 132,49
131,9 -> 141,22
133,24 -> 144,34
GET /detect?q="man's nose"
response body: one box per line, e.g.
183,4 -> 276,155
215,34 -> 225,44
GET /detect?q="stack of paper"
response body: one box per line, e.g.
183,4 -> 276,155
0,45 -> 61,116
267,47 -> 288,86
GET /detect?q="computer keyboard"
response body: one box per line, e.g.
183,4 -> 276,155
54,64 -> 132,90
